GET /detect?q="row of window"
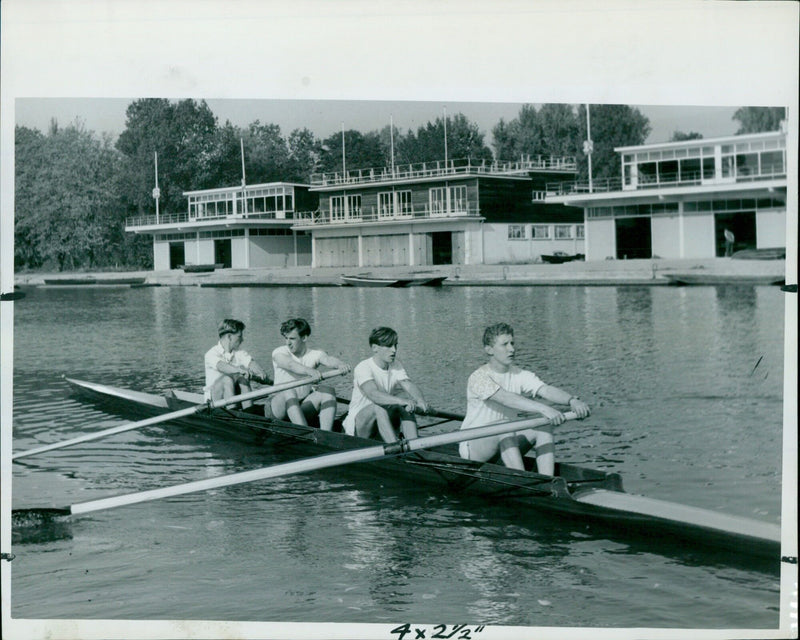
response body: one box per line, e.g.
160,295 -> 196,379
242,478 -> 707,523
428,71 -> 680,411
156,228 -> 295,241
329,185 -> 469,219
188,193 -> 294,218
508,224 -> 585,240
588,197 -> 786,219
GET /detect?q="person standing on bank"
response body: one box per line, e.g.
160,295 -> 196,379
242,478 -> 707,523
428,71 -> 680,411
724,228 -> 735,257
342,326 -> 431,443
204,319 -> 270,411
459,323 -> 590,475
270,318 -> 350,431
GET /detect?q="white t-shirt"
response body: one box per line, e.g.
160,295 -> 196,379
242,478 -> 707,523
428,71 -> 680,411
272,345 -> 325,399
460,364 -> 545,431
342,357 -> 409,435
204,342 -> 253,399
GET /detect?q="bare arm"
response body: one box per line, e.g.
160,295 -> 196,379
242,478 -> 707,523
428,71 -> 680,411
360,379 -> 415,410
535,384 -> 590,419
318,352 -> 351,374
398,379 -> 430,414
490,387 -> 567,424
273,351 -> 323,381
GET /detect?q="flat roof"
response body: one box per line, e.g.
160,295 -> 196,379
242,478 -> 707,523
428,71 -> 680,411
183,182 -> 309,197
615,129 -> 785,154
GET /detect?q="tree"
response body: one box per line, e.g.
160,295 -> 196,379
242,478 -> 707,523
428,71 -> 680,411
397,113 -> 493,165
286,127 -> 323,182
578,104 -> 651,181
15,121 -> 130,271
319,129 -> 386,174
492,103 -> 581,161
670,131 -> 703,141
116,99 -> 218,216
732,107 -> 786,134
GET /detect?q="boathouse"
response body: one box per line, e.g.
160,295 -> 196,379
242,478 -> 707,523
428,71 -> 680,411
292,156 -> 582,267
125,182 -> 316,270
546,130 -> 787,260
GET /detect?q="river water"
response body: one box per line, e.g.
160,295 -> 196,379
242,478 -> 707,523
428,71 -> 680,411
7,283 -> 787,634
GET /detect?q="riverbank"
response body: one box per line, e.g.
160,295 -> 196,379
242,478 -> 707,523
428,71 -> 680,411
14,257 -> 788,288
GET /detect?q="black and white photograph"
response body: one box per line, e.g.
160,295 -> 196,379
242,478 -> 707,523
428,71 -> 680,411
1,2 -> 797,639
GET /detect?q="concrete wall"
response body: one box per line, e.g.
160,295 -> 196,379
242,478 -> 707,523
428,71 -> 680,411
481,223 -> 585,264
585,218 -> 616,261
651,214 -> 680,259
362,234 -> 409,267
756,209 -> 786,249
249,235 -> 312,267
682,212 -> 715,258
153,241 -> 170,270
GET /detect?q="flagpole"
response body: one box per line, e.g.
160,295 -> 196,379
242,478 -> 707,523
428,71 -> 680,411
443,106 -> 448,170
390,114 -> 395,177
153,151 -> 160,225
585,104 -> 594,194
341,123 -> 346,179
240,138 -> 247,215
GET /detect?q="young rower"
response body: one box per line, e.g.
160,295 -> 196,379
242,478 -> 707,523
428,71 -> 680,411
459,323 -> 590,475
342,326 -> 431,443
270,318 -> 351,431
204,319 -> 270,411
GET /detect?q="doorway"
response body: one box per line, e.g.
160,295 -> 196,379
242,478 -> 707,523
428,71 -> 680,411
169,242 -> 185,269
214,239 -> 232,268
714,212 -> 756,256
431,232 -> 453,265
615,217 -> 652,259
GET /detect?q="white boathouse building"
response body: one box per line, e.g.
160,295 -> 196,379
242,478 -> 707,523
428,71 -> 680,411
125,182 -> 316,270
546,130 -> 787,260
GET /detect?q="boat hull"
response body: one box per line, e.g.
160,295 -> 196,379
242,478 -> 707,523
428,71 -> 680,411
60,378 -> 781,560
663,273 -> 785,286
341,275 -> 446,287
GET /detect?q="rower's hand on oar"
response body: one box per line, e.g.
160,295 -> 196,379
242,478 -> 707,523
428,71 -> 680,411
567,397 -> 590,419
540,406 -> 567,426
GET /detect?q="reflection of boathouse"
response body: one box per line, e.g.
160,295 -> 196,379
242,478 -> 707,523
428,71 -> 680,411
547,130 -> 787,260
293,157 -> 582,267
125,183 -> 316,270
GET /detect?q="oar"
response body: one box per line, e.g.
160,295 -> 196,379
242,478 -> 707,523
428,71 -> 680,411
19,412 -> 577,516
13,368 -> 349,461
334,394 -> 465,423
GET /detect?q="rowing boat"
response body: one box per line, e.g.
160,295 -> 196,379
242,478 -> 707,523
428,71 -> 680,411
341,274 -> 446,287
662,273 -> 785,286
55,377 -> 781,561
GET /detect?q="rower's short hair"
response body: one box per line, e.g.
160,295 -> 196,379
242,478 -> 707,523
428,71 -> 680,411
281,318 -> 311,337
483,322 -> 514,347
218,318 -> 245,337
369,326 -> 398,347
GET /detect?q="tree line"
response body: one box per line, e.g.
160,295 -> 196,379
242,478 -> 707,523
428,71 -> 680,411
14,101 -> 784,272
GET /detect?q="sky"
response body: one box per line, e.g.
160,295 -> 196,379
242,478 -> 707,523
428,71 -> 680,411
15,98 -> 742,147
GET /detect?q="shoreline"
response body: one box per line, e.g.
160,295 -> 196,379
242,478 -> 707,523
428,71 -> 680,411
14,257 -> 787,288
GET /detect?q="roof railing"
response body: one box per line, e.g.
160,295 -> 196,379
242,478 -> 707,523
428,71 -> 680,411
310,155 -> 576,187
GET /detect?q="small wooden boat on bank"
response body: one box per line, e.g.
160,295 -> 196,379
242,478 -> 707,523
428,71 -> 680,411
28,377 -> 781,562
541,252 -> 585,264
42,276 -> 146,286
662,273 -> 785,286
181,263 -> 223,273
341,274 -> 446,287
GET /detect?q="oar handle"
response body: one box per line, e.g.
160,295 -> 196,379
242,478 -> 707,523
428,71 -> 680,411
13,368 -> 349,461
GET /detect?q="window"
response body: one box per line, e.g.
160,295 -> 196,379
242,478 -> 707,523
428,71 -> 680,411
429,187 -> 447,216
397,190 -> 413,215
576,225 -> 585,239
347,195 -> 362,219
330,196 -> 345,221
532,225 -> 550,239
378,192 -> 394,218
508,225 -> 526,240
531,190 -> 546,202
554,225 -> 572,239
429,185 -> 467,216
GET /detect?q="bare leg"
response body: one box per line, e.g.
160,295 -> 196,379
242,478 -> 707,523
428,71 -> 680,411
310,390 -> 338,431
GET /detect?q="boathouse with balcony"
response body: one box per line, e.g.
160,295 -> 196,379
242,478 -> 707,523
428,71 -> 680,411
125,182 -> 317,270
546,130 -> 787,261
293,156 -> 582,268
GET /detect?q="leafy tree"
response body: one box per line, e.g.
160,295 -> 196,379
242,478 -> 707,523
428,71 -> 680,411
491,104 -> 581,161
116,98 -> 218,216
15,121 -> 130,271
397,113 -> 493,165
577,104 -> 651,181
319,129 -> 385,174
732,107 -> 786,134
670,131 -> 703,141
286,127 -> 323,182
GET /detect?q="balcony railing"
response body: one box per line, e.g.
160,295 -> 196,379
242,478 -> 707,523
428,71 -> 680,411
310,155 -> 576,188
545,164 -> 787,197
125,210 -> 303,229
293,202 -> 481,226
